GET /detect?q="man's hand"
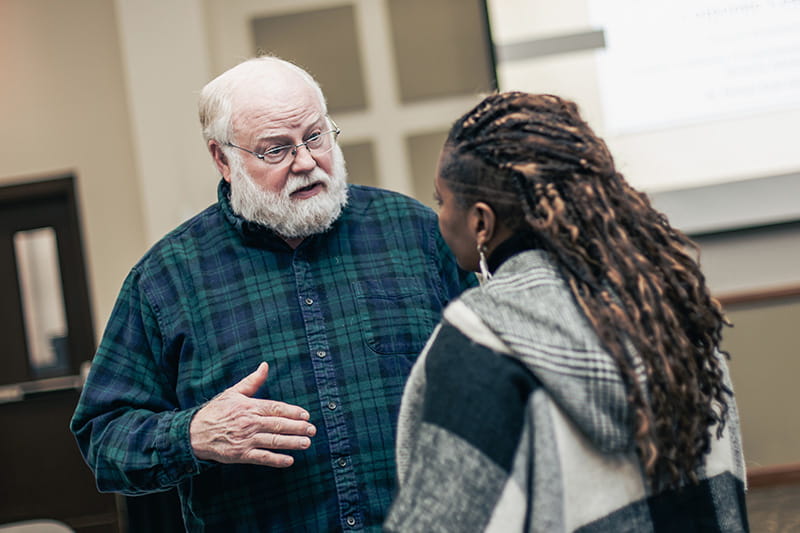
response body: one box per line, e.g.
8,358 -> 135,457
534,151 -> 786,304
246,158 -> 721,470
190,362 -> 316,467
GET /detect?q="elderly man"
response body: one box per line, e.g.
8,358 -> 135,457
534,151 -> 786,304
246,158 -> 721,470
71,56 -> 475,531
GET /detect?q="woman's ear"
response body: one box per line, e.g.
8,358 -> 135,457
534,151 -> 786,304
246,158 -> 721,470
467,202 -> 497,247
209,140 -> 232,182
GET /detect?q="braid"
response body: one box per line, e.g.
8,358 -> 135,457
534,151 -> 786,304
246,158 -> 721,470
441,91 -> 731,490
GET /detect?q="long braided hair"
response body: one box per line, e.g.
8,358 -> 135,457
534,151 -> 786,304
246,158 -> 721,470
439,91 -> 732,491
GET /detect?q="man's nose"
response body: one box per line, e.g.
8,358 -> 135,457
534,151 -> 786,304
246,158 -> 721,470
290,144 -> 316,173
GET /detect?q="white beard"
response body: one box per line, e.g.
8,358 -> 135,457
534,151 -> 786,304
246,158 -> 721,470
229,145 -> 349,239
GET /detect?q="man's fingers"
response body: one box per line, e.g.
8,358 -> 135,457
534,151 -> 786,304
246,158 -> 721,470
232,362 -> 270,397
241,449 -> 297,468
252,432 -> 313,451
257,415 -> 317,437
253,399 -> 311,421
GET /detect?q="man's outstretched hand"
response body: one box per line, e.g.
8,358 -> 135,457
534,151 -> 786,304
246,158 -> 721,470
190,362 -> 316,467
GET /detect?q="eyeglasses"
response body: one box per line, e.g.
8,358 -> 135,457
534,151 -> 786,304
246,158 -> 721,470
225,117 -> 341,165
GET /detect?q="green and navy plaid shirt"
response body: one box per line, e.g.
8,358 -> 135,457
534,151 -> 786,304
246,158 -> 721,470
71,180 -> 476,532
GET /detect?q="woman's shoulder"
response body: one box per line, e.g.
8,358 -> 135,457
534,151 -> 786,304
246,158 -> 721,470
425,307 -> 541,408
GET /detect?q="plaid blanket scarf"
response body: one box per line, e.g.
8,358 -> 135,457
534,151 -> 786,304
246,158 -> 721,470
385,250 -> 748,532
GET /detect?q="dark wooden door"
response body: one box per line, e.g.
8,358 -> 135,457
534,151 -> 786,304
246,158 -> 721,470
0,176 -> 119,532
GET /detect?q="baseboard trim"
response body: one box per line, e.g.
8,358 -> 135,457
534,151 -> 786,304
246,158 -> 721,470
747,462 -> 800,489
718,285 -> 800,307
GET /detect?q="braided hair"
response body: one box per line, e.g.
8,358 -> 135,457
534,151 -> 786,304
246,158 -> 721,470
439,91 -> 732,491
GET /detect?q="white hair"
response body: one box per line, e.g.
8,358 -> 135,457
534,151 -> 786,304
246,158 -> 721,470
197,56 -> 328,144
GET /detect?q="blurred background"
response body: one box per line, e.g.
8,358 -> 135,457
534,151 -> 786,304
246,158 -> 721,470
1,0 -> 798,531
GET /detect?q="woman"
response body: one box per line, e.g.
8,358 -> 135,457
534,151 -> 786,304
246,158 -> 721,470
385,92 -> 748,532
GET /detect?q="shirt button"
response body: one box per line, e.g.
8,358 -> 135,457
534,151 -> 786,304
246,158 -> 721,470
338,457 -> 347,467
305,297 -> 314,305
327,401 -> 337,410
316,350 -> 327,358
346,516 -> 356,527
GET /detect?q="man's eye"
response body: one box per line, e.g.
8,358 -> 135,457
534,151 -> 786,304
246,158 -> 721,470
263,145 -> 289,156
305,132 -> 323,146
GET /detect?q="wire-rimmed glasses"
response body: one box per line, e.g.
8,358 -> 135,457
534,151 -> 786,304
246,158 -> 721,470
225,117 -> 341,165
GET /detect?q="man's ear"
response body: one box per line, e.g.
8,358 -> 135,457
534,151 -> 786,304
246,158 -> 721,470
468,202 -> 497,247
208,140 -> 232,183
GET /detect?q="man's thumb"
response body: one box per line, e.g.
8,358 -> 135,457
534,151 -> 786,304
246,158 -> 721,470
232,362 -> 269,397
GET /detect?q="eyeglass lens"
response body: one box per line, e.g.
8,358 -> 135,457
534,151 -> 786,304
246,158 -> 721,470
261,129 -> 338,164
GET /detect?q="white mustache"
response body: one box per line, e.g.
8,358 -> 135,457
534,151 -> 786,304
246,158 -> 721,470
284,171 -> 330,197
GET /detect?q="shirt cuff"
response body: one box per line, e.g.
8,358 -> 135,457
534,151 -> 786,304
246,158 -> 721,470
154,405 -> 209,485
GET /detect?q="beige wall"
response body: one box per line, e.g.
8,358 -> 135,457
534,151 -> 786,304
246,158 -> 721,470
113,0 -> 217,244
698,226 -> 800,470
723,297 -> 800,467
0,1 -> 219,338
0,0 -> 146,338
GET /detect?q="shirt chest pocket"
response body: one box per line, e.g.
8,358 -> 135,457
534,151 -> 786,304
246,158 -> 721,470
351,277 -> 439,355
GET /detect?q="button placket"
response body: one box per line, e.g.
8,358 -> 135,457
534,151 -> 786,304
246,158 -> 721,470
294,254 -> 361,531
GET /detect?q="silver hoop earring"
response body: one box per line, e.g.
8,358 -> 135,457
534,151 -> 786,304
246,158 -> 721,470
478,244 -> 492,281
